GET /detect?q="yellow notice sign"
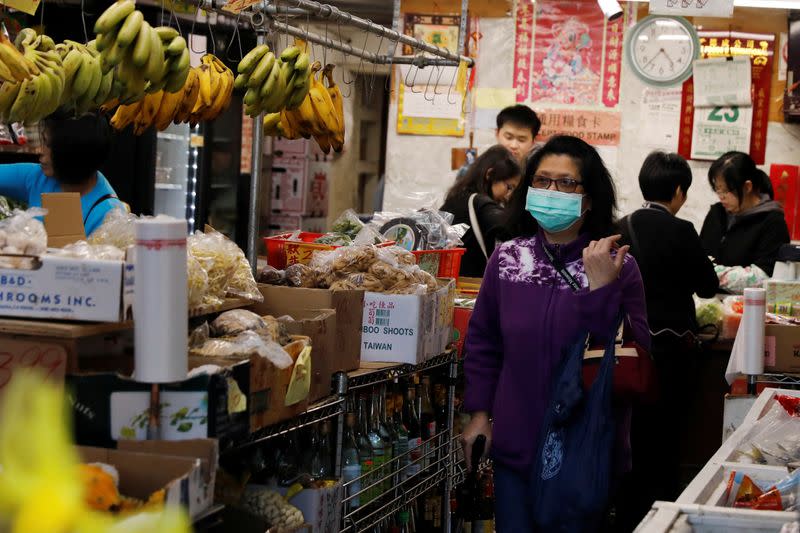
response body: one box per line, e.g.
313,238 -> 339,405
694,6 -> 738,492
284,345 -> 312,406
475,88 -> 516,110
1,0 -> 41,16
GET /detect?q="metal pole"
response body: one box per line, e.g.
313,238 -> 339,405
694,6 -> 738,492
269,19 -> 380,62
457,0 -> 469,58
333,372 -> 348,479
442,356 -> 458,533
281,0 -> 475,66
247,29 -> 267,274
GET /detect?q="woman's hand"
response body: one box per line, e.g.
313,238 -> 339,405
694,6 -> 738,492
460,411 -> 492,472
583,235 -> 629,291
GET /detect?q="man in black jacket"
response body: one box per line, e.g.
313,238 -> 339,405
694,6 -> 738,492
615,152 -> 719,531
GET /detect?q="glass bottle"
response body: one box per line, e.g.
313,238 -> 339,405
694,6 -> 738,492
277,433 -> 300,486
404,380 -> 422,479
370,388 -> 390,494
357,395 -> 375,504
378,385 -> 398,484
311,421 -> 332,479
391,380 -> 410,481
342,413 -> 362,510
398,510 -> 411,533
434,383 -> 449,433
419,376 -> 437,473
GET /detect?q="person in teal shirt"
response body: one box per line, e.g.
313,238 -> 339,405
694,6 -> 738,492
0,112 -> 124,236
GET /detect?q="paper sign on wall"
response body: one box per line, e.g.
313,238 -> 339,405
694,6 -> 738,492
641,88 -> 683,150
693,57 -> 752,107
691,105 -> 753,160
0,0 -> 40,15
649,0 -> 734,18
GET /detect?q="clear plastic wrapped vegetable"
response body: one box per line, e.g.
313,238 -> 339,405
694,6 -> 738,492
0,207 -> 47,256
88,208 -> 137,250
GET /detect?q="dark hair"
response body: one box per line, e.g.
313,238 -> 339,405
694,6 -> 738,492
496,105 -> 542,138
504,135 -> 617,240
445,145 -> 521,201
638,151 -> 692,202
43,112 -> 111,185
708,151 -> 773,201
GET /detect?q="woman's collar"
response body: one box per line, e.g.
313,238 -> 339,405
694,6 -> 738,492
535,227 -> 592,262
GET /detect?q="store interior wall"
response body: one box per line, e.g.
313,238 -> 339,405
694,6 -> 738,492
383,7 -> 800,232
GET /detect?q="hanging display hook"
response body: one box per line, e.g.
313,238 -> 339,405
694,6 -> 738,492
190,2 -> 205,54
225,12 -> 245,61
80,0 -> 91,44
446,61 -> 459,105
406,62 -> 421,93
384,32 -> 402,94
335,16 -> 355,92
423,63 -> 437,102
366,30 -> 385,105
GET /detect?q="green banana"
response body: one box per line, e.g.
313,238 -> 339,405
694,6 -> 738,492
294,52 -> 309,73
94,0 -> 136,35
279,46 -> 301,62
71,55 -> 95,99
144,26 -> 166,82
116,10 -> 144,48
94,70 -> 114,105
169,47 -> 189,73
243,87 -> 260,106
237,44 -> 270,74
62,49 -> 84,86
164,68 -> 187,93
155,26 -> 180,42
131,21 -> 153,67
166,36 -> 186,57
0,83 -> 21,120
100,41 -> 127,73
233,72 -> 249,90
260,61 -> 281,99
247,51 -> 275,89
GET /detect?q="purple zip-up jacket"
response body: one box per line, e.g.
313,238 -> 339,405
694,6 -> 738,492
464,229 -> 651,472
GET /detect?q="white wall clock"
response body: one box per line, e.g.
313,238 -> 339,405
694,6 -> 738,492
626,15 -> 700,87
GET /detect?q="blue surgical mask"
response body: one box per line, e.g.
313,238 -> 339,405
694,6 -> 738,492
525,187 -> 585,233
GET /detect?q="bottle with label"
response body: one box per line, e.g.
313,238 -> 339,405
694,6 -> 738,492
342,413 -> 362,510
404,380 -> 422,479
391,380 -> 410,481
419,376 -> 437,474
357,395 -> 375,504
370,388 -> 391,494
378,385 -> 398,484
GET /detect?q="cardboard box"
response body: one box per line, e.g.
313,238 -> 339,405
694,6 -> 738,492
256,284 -> 362,373
453,306 -> 472,358
249,298 -> 337,402
79,439 -> 216,518
360,279 -> 455,365
42,192 -> 85,248
764,323 -> 800,373
0,254 -> 130,322
283,482 -> 343,533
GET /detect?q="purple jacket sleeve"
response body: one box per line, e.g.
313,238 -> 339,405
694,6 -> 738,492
463,251 -> 503,414
577,255 -> 651,351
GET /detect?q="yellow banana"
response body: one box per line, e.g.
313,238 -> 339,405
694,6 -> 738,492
9,78 -> 38,123
308,67 -> 340,137
174,68 -> 200,123
140,91 -> 163,130
203,66 -> 232,121
198,63 -> 212,107
110,99 -> 141,130
313,132 -> 332,154
0,82 -> 21,121
323,64 -> 345,152
154,86 -> 183,130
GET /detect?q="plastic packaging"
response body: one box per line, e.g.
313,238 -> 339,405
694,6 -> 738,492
188,230 -> 262,305
50,241 -> 125,261
735,397 -> 800,466
258,265 -> 287,285
285,263 -> 317,288
210,309 -> 267,337
313,233 -> 352,246
0,207 -> 47,256
0,197 -> 12,220
188,322 -> 210,349
330,208 -> 365,240
187,255 -> 209,309
721,295 -> 745,340
716,264 -> 770,294
695,296 -> 724,330
370,208 -> 467,251
191,331 -> 294,368
88,209 -> 137,250
0,124 -> 13,145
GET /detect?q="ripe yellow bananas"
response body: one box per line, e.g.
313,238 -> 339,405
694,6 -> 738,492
262,61 -> 346,155
0,32 -> 38,83
109,54 -> 233,134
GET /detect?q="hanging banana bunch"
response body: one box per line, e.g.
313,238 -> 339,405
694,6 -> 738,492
109,54 -> 234,134
263,63 -> 346,155
0,29 -> 66,124
0,32 -> 38,83
236,43 -> 312,117
93,0 -> 190,103
56,40 -> 117,115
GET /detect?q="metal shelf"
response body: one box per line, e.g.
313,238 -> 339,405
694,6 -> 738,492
758,373 -> 800,387
223,395 -> 344,454
346,351 -> 457,392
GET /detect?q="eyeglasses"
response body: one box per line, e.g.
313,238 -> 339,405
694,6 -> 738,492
532,175 -> 584,193
715,189 -> 733,198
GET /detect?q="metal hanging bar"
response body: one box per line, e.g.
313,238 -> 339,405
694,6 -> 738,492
268,18 -> 381,62
278,0 -> 474,66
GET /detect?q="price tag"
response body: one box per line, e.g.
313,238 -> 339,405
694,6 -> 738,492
0,0 -> 41,16
0,339 -> 67,391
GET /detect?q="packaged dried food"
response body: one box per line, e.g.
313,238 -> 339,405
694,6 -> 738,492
210,309 -> 267,337
285,263 -> 318,288
257,265 -> 287,285
89,209 -> 137,250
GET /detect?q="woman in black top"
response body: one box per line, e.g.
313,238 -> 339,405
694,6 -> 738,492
700,151 -> 789,276
440,145 -> 521,277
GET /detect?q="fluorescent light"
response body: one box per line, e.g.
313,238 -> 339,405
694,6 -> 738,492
637,0 -> 800,7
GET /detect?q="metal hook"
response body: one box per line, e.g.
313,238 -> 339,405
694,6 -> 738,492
384,32 -> 402,94
80,0 -> 89,43
406,62 -> 422,93
336,17 -> 354,89
322,19 -> 328,66
225,12 -> 244,61
422,66 -> 435,101
189,2 -> 205,54
39,0 -> 44,29
432,64 -> 446,101
169,0 -> 184,38
205,8 -> 216,55
366,30 -> 385,105
446,59 -> 459,105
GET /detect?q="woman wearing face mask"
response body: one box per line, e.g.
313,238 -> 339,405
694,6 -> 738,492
700,151 -> 789,276
441,145 -> 522,277
460,136 -> 650,531
0,113 -> 123,237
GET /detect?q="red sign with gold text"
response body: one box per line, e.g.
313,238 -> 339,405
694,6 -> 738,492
679,32 -> 775,164
771,164 -> 800,239
514,1 -> 534,103
602,17 -> 624,108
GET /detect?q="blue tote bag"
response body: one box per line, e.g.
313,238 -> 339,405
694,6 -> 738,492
530,320 -> 619,531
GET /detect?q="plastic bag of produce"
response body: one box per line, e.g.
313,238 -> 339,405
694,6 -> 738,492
716,264 -> 769,294
258,265 -> 287,285
695,296 -> 723,330
285,263 -> 318,288
0,197 -> 11,220
211,309 -> 267,337
51,240 -> 126,261
0,207 -> 47,256
229,254 -> 263,302
89,208 -> 137,249
313,232 -> 352,246
371,208 -> 465,251
191,331 -> 294,368
721,295 -> 744,339
330,208 -> 365,240
188,230 -> 262,305
735,397 -> 800,466
187,255 -> 209,309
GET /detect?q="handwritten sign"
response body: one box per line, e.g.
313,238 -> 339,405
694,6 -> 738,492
0,340 -> 67,391
649,0 -> 734,18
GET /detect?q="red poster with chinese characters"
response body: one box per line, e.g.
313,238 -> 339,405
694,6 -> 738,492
602,17 -> 623,108
771,164 -> 800,239
529,0 -> 605,106
679,32 -> 774,164
514,1 -> 534,103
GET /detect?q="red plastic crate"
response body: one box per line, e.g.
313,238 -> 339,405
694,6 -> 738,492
412,248 -> 466,279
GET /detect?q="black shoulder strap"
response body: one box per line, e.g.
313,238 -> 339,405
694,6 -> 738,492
541,242 -> 582,292
83,193 -> 117,225
626,212 -> 642,259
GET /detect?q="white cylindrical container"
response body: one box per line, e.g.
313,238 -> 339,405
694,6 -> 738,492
741,287 -> 766,376
134,216 -> 188,383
